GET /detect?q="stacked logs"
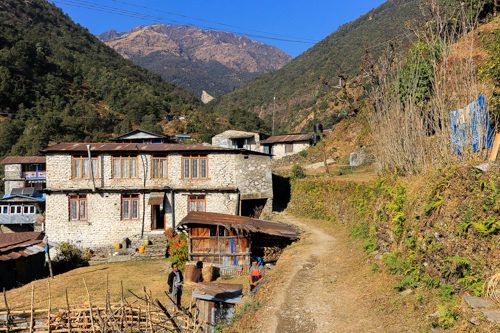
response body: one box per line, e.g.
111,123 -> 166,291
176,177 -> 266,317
262,246 -> 283,262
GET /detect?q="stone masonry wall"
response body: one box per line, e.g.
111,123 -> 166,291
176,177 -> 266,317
212,130 -> 261,152
272,141 -> 311,160
45,151 -> 271,248
4,164 -> 22,194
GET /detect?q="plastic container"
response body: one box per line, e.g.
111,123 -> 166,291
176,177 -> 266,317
144,240 -> 150,246
139,246 -> 145,253
115,243 -> 121,250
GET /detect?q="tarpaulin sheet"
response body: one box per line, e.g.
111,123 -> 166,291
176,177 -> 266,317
451,95 -> 493,153
0,214 -> 37,225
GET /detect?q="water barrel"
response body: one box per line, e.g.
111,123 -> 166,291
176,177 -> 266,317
313,123 -> 323,134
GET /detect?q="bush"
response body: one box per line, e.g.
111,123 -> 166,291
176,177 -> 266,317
298,150 -> 308,158
164,228 -> 188,271
290,164 -> 305,181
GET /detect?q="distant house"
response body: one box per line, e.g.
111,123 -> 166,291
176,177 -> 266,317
0,232 -> 52,290
1,157 -> 46,233
42,142 -> 273,249
111,129 -> 176,144
211,130 -> 269,152
260,134 -> 314,159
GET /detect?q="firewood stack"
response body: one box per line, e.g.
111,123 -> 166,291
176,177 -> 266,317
262,246 -> 283,262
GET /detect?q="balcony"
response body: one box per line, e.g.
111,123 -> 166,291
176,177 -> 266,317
23,171 -> 46,179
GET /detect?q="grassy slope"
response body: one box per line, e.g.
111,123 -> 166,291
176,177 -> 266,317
210,0 -> 421,131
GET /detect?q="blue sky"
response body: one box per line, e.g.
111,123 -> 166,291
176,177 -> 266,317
52,0 -> 387,58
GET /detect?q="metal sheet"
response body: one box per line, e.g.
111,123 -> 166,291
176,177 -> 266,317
260,134 -> 313,144
1,156 -> 46,165
148,194 -> 164,205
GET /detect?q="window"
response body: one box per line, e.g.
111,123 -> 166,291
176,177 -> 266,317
182,155 -> 208,180
10,206 -> 22,214
112,156 -> 138,179
0,206 -> 7,214
122,194 -> 139,220
285,143 -> 294,153
152,156 -> 168,179
72,156 -> 99,179
69,195 -> 87,221
23,206 -> 36,214
188,195 -> 206,213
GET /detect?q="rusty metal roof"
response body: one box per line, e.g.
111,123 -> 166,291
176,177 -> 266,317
177,212 -> 299,239
260,133 -> 313,144
41,143 -> 269,156
1,156 -> 46,164
0,232 -> 49,261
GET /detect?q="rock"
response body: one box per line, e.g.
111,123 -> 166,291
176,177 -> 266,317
482,310 -> 500,323
369,250 -> 379,255
400,289 -> 413,296
470,317 -> 479,325
431,329 -> 442,333
463,296 -> 495,309
374,254 -> 384,260
429,311 -> 440,318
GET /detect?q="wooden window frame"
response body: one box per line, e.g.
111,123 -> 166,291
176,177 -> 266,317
285,143 -> 294,153
182,155 -> 209,180
112,155 -> 139,179
188,195 -> 206,213
122,194 -> 140,220
72,156 -> 100,180
151,156 -> 168,179
69,195 -> 87,221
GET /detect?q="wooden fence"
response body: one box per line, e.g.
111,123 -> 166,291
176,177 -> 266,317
0,278 -> 208,332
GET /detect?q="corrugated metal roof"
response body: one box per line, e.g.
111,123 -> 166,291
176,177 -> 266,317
41,143 -> 270,156
111,129 -> 169,141
192,282 -> 243,303
1,156 -> 46,164
177,212 -> 299,239
260,133 -> 313,144
0,232 -> 57,261
148,194 -> 164,205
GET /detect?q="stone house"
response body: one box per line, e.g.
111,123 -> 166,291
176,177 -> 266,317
211,130 -> 269,152
41,143 -> 273,249
260,134 -> 314,159
1,156 -> 46,233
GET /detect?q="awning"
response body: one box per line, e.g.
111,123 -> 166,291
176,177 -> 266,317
148,193 -> 164,205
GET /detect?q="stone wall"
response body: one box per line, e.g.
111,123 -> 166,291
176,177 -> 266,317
45,150 -> 272,249
271,141 -> 311,160
271,154 -> 305,168
4,164 -> 22,194
211,130 -> 262,152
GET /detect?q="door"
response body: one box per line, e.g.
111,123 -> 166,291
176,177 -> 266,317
151,205 -> 165,230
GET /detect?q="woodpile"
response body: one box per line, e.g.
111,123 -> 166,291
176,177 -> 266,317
1,277 -> 209,333
262,246 -> 283,262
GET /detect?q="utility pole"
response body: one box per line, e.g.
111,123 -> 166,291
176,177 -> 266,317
272,95 -> 275,136
355,44 -> 370,109
136,146 -> 147,238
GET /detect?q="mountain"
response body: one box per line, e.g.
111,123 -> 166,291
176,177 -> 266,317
210,0 -> 422,133
0,0 -> 225,159
97,24 -> 292,98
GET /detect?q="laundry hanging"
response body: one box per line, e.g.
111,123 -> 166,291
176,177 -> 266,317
450,95 -> 493,153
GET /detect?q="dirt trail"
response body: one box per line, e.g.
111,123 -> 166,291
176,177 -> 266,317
256,212 -> 423,333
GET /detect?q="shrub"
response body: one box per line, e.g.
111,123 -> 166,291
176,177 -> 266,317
164,228 -> 188,271
290,164 -> 305,181
298,150 -> 307,158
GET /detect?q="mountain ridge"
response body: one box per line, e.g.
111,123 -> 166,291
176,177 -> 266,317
97,24 -> 292,98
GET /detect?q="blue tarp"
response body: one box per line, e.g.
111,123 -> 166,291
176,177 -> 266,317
450,95 -> 493,153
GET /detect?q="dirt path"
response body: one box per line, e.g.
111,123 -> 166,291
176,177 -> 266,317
254,212 -> 424,333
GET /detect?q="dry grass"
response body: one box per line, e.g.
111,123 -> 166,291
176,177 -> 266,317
484,271 -> 500,303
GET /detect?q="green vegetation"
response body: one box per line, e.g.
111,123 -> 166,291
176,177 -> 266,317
288,165 -> 500,329
211,0 -> 422,129
0,0 -> 220,160
226,107 -> 271,133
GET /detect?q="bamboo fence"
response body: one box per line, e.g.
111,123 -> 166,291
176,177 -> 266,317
0,279 -> 207,333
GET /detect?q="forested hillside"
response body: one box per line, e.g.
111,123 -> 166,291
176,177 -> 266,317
211,0 -> 422,133
0,0 -> 224,159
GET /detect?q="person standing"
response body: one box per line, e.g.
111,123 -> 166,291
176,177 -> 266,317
168,263 -> 184,310
249,257 -> 264,295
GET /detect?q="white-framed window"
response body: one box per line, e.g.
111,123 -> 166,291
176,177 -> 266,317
122,194 -> 139,220
182,155 -> 208,180
23,206 -> 36,214
69,195 -> 87,221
